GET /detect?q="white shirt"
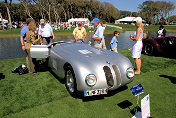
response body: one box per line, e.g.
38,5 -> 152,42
93,24 -> 104,48
38,23 -> 53,37
158,29 -> 163,37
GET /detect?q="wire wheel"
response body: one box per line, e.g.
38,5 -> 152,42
144,44 -> 154,55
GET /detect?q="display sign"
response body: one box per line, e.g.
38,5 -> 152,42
129,83 -> 145,96
141,94 -> 150,118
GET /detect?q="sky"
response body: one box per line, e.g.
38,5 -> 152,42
99,0 -> 176,16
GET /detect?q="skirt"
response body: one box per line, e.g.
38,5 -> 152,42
132,41 -> 143,58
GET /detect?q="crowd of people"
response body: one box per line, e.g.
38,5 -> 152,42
20,17 -> 168,75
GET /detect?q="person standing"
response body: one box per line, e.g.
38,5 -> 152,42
26,21 -> 39,75
158,25 -> 166,37
38,19 -> 55,45
20,18 -> 34,51
73,21 -> 87,42
130,20 -> 144,75
110,31 -> 119,53
91,18 -> 104,49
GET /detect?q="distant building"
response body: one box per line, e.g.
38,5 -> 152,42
68,18 -> 90,26
115,17 -> 144,24
0,18 -> 8,24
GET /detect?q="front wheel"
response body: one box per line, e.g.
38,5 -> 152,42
144,44 -> 155,55
65,66 -> 77,97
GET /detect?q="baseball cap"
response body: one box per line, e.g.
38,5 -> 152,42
40,19 -> 45,25
91,18 -> 100,24
78,21 -> 82,25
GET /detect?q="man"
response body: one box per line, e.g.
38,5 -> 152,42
38,19 -> 55,45
158,25 -> 166,37
20,18 -> 34,51
73,21 -> 87,42
91,18 -> 104,48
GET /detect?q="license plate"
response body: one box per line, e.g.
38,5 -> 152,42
84,88 -> 108,96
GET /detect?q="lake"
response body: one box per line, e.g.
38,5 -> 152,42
0,31 -> 176,60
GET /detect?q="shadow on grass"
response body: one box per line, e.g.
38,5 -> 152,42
117,100 -> 142,116
35,60 -> 49,72
159,75 -> 176,84
0,73 -> 5,80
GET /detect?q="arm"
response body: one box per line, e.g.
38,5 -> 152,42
51,30 -> 54,40
73,28 -> 77,41
73,35 -> 78,41
110,43 -> 114,51
20,36 -> 25,51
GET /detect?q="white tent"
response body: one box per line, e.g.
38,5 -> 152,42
0,18 -> 8,24
68,18 -> 90,26
115,17 -> 144,24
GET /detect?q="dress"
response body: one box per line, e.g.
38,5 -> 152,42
132,28 -> 143,58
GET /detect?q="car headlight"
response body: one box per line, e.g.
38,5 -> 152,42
126,67 -> 135,79
85,74 -> 97,86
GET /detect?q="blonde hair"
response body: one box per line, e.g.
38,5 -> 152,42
28,21 -> 36,31
136,20 -> 144,31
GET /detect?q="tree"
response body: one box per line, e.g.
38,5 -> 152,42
4,0 -> 12,29
18,0 -> 33,19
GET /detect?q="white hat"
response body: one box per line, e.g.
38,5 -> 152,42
135,17 -> 143,22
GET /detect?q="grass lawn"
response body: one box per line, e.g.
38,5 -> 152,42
0,24 -> 175,38
0,49 -> 176,118
0,26 -> 120,38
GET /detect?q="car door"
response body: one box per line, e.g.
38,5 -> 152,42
30,45 -> 49,58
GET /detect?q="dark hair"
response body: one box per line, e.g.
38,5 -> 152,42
160,25 -> 164,29
114,31 -> 119,36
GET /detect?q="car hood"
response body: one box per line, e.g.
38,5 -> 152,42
51,42 -> 130,66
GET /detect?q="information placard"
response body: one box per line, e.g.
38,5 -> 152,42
141,94 -> 150,118
129,83 -> 145,96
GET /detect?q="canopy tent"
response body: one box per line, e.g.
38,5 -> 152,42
68,18 -> 90,26
0,18 -> 8,24
115,17 -> 144,24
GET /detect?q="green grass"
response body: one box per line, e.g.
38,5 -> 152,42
0,24 -> 175,38
0,49 -> 176,118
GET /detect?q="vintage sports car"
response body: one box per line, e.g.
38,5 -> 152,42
30,42 -> 135,97
142,36 -> 176,55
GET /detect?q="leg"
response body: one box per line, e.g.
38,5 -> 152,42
26,49 -> 35,73
135,58 -> 141,74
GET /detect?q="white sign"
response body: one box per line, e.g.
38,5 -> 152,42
141,94 -> 150,118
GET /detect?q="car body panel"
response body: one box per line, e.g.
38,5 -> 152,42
142,36 -> 176,55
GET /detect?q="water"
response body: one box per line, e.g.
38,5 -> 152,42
0,31 -> 176,60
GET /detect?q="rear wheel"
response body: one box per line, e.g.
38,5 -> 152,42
144,44 -> 155,55
65,66 -> 77,97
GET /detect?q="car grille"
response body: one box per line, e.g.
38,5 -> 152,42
112,65 -> 122,86
103,66 -> 114,88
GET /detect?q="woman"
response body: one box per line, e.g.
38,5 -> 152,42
130,20 -> 144,74
26,21 -> 39,75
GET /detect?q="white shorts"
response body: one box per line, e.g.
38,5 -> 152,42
132,41 -> 143,58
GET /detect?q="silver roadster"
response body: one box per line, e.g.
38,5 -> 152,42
30,41 -> 135,97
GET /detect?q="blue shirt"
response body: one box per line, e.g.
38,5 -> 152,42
110,37 -> 117,51
20,26 -> 29,41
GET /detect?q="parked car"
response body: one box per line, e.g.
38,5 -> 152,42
30,42 -> 135,97
142,36 -> 176,55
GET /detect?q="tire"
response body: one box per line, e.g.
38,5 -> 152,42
144,44 -> 155,55
65,66 -> 77,97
